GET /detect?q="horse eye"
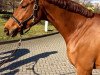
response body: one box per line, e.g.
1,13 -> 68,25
22,6 -> 26,8
21,4 -> 29,8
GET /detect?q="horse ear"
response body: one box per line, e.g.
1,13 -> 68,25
20,0 -> 23,4
29,0 -> 33,3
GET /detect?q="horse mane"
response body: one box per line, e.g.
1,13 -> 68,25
47,0 -> 94,18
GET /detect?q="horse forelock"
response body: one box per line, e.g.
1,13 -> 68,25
47,0 -> 94,18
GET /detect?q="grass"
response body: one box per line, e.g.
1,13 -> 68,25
0,18 -> 57,41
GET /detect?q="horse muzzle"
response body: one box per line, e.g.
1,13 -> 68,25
4,28 -> 18,37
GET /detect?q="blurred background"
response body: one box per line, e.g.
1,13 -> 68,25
73,0 -> 100,13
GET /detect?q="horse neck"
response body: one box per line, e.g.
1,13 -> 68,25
43,1 -> 87,43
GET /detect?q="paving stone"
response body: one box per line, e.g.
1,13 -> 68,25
0,34 -> 100,75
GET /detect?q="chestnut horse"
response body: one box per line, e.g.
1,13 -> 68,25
4,0 -> 100,75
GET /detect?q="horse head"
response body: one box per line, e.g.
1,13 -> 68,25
4,0 -> 44,37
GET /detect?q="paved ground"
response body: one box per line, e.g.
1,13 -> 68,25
0,34 -> 100,75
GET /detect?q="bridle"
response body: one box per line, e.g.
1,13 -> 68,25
11,0 -> 39,35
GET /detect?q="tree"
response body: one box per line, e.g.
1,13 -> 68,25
73,0 -> 80,3
0,0 -> 3,11
0,0 -> 20,12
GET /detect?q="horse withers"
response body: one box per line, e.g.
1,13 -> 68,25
4,0 -> 100,75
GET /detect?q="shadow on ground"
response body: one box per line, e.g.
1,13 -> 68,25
0,48 -> 30,75
0,49 -> 30,63
0,49 -> 57,75
32,51 -> 58,75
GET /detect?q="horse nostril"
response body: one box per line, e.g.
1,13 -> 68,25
4,28 -> 9,36
4,28 -> 9,34
4,28 -> 8,32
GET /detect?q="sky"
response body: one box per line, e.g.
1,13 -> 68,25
91,0 -> 100,3
84,0 -> 100,2
92,0 -> 100,1
91,0 -> 100,1
82,0 -> 100,3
